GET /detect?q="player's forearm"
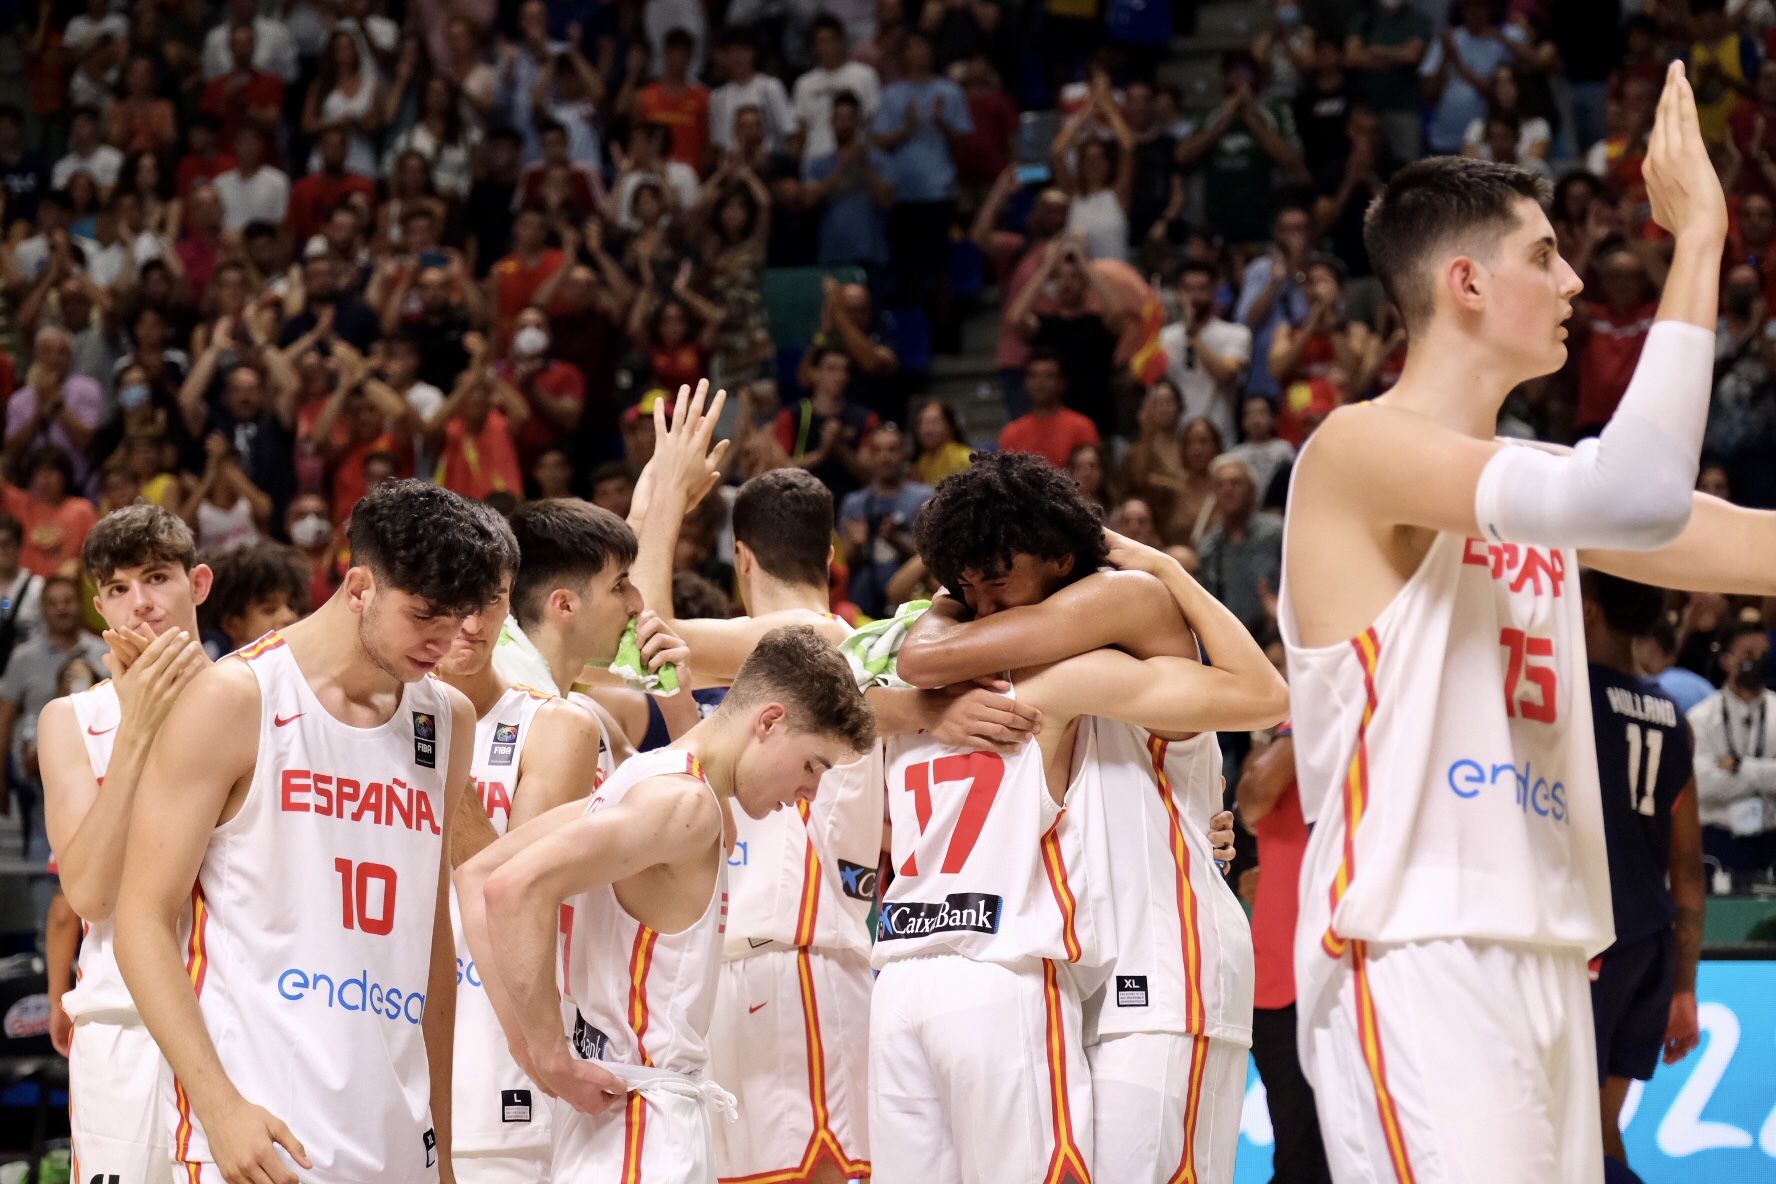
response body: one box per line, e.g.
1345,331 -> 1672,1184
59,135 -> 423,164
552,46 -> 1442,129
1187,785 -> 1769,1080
1150,559 -> 1286,719
865,686 -> 941,736
115,907 -> 242,1117
1657,229 -> 1725,331
631,485 -> 686,617
45,894 -> 79,1008
898,583 -> 1165,688
481,871 -> 575,1055
55,728 -> 154,922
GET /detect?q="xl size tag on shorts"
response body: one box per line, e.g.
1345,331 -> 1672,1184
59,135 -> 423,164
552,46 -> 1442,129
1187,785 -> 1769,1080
423,1128 -> 437,1168
1116,975 -> 1149,1007
502,1089 -> 533,1122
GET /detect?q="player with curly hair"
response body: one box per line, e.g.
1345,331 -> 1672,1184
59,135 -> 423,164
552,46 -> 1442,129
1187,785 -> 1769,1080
873,451 -> 1287,1184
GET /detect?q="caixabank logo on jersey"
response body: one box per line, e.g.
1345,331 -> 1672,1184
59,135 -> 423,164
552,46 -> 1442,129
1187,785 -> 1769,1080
876,892 -> 1003,940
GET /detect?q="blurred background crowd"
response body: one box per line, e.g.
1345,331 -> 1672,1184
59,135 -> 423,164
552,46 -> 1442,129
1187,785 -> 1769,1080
0,0 -> 1775,990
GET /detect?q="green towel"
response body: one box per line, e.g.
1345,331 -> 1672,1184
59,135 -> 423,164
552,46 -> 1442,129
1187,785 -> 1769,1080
839,600 -> 929,688
609,617 -> 682,695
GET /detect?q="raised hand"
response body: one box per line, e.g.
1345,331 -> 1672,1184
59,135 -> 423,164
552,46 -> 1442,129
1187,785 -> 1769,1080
647,380 -> 730,507
1644,61 -> 1727,242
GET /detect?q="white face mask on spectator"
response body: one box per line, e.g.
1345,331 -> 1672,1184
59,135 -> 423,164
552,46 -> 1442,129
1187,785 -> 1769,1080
514,326 -> 550,358
291,514 -> 331,548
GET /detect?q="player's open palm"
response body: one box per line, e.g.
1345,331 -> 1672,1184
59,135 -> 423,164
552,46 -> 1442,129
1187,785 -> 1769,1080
653,379 -> 730,508
207,1100 -> 311,1184
108,626 -> 206,735
1644,61 -> 1727,242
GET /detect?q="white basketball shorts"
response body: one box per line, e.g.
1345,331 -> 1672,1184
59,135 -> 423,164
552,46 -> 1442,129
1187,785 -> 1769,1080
1299,938 -> 1601,1184
870,955 -> 1092,1184
709,945 -> 871,1182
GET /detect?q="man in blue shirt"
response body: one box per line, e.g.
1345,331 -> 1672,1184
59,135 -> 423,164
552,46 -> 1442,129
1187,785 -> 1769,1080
1418,0 -> 1526,155
873,31 -> 971,347
804,91 -> 894,273
838,424 -> 931,619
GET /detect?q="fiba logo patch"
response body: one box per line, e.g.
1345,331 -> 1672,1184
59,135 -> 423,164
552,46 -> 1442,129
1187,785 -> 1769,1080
490,721 -> 518,766
413,712 -> 437,769
837,858 -> 877,902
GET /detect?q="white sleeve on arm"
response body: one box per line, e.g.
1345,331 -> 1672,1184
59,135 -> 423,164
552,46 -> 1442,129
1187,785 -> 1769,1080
1473,321 -> 1714,551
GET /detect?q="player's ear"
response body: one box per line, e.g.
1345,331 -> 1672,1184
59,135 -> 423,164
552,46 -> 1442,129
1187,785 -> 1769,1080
1446,255 -> 1487,316
754,702 -> 787,739
189,562 -> 215,606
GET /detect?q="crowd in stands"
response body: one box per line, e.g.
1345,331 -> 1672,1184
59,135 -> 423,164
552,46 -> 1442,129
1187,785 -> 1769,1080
3,0 -> 1776,885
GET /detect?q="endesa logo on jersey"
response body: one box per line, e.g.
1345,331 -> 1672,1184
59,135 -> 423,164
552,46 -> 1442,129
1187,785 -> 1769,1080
876,892 -> 1003,941
1444,757 -> 1568,823
277,965 -> 427,1025
281,769 -> 442,834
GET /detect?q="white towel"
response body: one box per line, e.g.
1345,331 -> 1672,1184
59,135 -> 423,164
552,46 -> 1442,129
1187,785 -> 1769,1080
600,1061 -> 738,1124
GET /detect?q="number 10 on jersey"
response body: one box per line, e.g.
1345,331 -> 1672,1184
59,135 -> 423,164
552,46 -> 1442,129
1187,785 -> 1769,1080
335,858 -> 398,935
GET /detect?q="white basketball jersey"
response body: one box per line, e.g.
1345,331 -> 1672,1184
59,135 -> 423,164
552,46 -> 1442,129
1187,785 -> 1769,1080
724,744 -> 885,958
1088,722 -> 1254,1046
560,748 -> 727,1076
874,716 -> 1111,988
1278,509 -> 1614,1018
168,631 -> 453,1182
60,681 -> 129,1021
450,684 -> 554,1156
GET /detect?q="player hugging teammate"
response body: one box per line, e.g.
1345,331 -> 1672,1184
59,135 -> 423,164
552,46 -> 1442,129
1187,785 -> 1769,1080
47,389 -> 1298,1184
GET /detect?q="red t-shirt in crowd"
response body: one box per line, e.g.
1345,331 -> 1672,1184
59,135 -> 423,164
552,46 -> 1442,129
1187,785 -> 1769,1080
497,358 -> 586,463
3,487 -> 98,577
329,432 -> 413,522
998,407 -> 1100,469
176,149 -> 237,199
490,249 -> 566,347
1575,300 -> 1656,432
436,409 -> 522,500
1252,769 -> 1309,1011
647,341 -> 707,394
285,171 -> 379,243
637,82 -> 712,171
200,73 -> 286,161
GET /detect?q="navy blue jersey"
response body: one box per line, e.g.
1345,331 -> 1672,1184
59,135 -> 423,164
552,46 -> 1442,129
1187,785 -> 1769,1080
1589,664 -> 1691,943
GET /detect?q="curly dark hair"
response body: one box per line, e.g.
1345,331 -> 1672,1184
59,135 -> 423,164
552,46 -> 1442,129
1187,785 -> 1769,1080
914,451 -> 1107,593
508,498 -> 638,629
199,542 -> 311,636
346,480 -> 511,615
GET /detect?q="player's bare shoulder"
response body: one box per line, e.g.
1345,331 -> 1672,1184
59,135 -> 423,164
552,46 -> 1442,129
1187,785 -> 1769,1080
619,770 -> 725,857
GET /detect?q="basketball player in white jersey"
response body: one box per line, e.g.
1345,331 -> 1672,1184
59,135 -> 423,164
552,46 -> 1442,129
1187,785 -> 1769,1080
435,502 -> 674,1183
872,458 -> 1286,1184
1278,66 -> 1776,1183
116,480 -> 512,1184
492,497 -> 698,763
627,387 -> 1045,1184
456,626 -> 877,1184
897,453 -> 1266,1184
40,505 -> 210,1183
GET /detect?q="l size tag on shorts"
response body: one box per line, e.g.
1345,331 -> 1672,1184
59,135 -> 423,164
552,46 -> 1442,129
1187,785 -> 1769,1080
502,1089 -> 533,1122
1116,975 -> 1149,1007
